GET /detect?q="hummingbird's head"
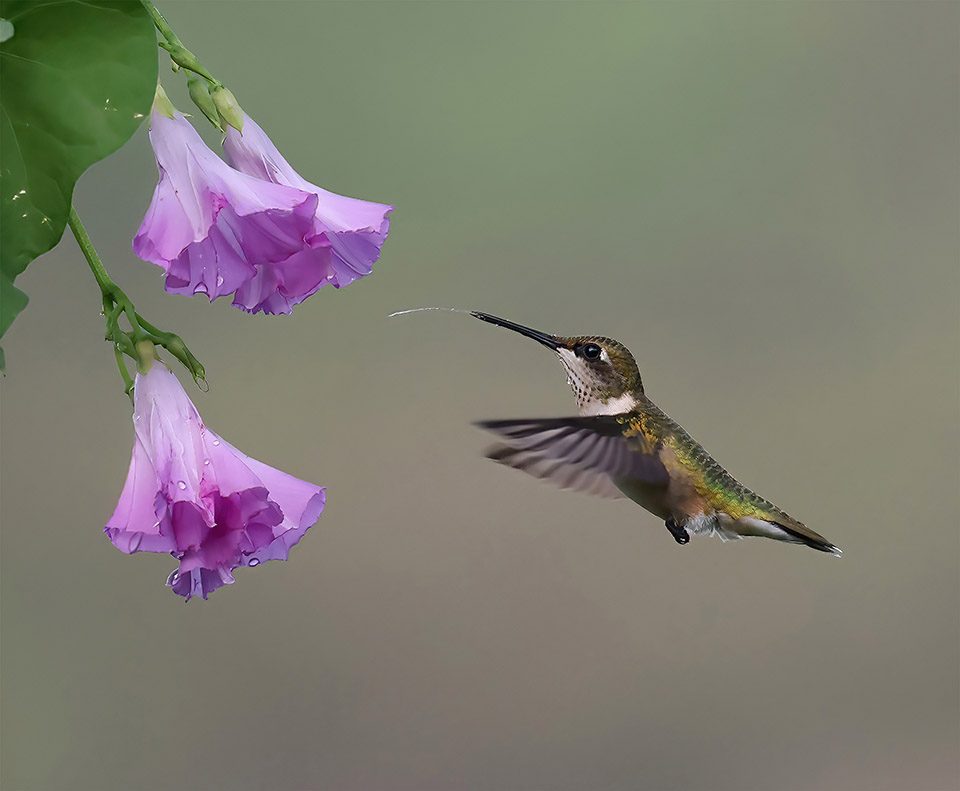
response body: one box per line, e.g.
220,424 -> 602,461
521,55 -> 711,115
471,312 -> 644,416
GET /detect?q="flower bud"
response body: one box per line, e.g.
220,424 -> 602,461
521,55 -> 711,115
187,75 -> 223,132
211,86 -> 244,133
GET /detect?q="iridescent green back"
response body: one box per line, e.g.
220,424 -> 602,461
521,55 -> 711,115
621,397 -> 802,528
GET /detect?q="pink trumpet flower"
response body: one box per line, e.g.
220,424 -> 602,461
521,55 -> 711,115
105,364 -> 325,601
134,108 -> 321,313
223,114 -> 393,309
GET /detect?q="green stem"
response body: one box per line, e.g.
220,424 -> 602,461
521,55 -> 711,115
66,206 -> 206,393
141,0 -> 222,88
68,208 -> 143,336
68,206 -> 110,292
140,0 -> 182,49
114,344 -> 135,396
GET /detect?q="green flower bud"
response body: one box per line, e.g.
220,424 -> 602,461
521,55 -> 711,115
159,41 -> 204,77
187,75 -> 223,132
211,86 -> 244,134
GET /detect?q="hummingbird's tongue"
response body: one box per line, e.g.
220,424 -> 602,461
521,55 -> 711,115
387,306 -> 563,350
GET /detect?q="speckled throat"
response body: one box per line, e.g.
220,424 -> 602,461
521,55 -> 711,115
555,346 -> 640,417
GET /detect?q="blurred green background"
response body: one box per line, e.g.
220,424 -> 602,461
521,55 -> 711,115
2,2 -> 957,789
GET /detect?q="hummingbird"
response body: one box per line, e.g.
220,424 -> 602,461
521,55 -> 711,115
468,311 -> 841,555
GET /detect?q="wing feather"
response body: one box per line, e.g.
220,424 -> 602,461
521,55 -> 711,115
476,416 -> 669,499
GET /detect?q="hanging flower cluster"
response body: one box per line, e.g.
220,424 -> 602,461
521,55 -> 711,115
134,100 -> 392,315
105,55 -> 394,598
4,0 -> 397,601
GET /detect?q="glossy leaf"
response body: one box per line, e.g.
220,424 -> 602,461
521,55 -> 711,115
0,0 -> 157,348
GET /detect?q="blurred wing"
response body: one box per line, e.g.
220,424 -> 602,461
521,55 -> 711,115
476,416 -> 669,499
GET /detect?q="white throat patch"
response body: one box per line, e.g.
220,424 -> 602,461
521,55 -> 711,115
579,391 -> 639,416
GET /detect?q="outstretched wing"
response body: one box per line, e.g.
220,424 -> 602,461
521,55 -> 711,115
476,416 -> 669,499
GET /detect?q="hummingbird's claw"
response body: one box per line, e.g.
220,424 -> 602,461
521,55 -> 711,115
665,518 -> 690,545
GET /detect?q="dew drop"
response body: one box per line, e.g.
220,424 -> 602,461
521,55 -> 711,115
216,275 -> 224,287
211,439 -> 220,446
177,480 -> 187,490
203,458 -> 211,466
248,558 -> 260,567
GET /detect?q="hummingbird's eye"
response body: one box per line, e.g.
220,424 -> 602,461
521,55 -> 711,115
582,343 -> 602,361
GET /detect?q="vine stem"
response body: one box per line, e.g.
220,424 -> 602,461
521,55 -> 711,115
140,0 -> 181,49
67,207 -> 143,334
141,0 -> 222,88
67,206 -> 206,394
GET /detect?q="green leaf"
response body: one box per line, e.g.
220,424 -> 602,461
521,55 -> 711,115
0,0 -> 158,346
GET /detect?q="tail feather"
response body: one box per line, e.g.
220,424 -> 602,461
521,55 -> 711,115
772,521 -> 842,557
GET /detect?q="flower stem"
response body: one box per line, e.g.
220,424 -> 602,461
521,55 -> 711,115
67,206 -> 207,394
141,0 -> 222,89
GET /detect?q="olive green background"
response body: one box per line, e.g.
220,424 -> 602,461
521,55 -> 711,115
2,2 -> 958,789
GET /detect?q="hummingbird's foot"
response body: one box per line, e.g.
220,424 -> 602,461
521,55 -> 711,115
665,517 -> 690,545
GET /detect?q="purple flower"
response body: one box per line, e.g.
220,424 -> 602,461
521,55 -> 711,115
134,109 -> 321,313
105,364 -> 325,601
223,114 -> 393,305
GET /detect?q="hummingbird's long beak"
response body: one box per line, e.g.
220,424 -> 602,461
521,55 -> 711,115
470,312 -> 562,350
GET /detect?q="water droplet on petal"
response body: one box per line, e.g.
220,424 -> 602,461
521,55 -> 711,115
165,569 -> 180,586
177,481 -> 187,490
248,558 -> 260,567
211,439 -> 220,446
152,520 -> 161,529
216,275 -> 224,287
203,458 -> 211,466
